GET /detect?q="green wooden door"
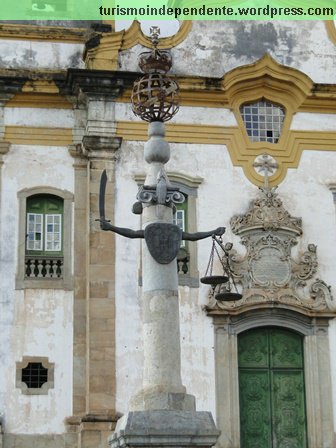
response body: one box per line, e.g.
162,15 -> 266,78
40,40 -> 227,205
238,328 -> 307,448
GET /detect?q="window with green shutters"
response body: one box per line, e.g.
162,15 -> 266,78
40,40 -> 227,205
238,327 -> 308,448
26,194 -> 63,256
173,196 -> 188,247
24,194 -> 64,279
173,196 -> 189,275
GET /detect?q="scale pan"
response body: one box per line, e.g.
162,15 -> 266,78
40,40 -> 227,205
200,275 -> 229,285
215,292 -> 243,302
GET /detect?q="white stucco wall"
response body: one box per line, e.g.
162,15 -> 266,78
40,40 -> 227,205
0,39 -> 84,69
4,108 -> 75,128
114,136 -> 336,424
0,145 -> 74,434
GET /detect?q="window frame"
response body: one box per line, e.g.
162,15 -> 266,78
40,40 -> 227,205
16,187 -> 73,290
211,309 -> 335,448
16,356 -> 55,395
240,99 -> 285,144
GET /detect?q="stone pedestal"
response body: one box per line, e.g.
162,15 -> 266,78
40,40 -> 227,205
109,411 -> 220,448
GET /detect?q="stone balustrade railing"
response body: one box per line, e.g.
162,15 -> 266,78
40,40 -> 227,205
25,257 -> 63,279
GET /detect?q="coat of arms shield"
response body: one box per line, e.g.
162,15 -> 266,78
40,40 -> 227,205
144,223 -> 182,264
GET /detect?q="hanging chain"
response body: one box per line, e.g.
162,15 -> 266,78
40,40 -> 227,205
204,237 -> 216,277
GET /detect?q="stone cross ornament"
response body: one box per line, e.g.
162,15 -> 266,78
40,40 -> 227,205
97,169 -> 225,264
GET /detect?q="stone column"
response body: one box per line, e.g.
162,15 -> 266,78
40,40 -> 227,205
66,88 -> 122,448
130,122 -> 194,412
109,122 -> 219,448
84,136 -> 121,416
68,144 -> 89,416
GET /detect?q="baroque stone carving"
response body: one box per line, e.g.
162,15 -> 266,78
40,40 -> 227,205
206,187 -> 335,316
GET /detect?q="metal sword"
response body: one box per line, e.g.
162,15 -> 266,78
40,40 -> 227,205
99,169 -> 110,223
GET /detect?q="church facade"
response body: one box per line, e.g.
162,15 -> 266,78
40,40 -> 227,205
0,20 -> 336,448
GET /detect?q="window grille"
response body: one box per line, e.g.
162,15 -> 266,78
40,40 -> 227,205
21,362 -> 48,389
240,100 -> 285,143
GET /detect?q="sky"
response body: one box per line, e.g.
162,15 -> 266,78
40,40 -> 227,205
115,20 -> 181,37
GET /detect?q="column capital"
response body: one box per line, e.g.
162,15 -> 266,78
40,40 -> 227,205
0,140 -> 10,156
0,140 -> 11,167
68,144 -> 88,169
82,136 -> 122,160
64,69 -> 137,98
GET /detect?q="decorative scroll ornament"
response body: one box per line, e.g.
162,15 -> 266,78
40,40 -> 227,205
206,187 -> 335,316
135,169 -> 185,210
230,186 -> 302,235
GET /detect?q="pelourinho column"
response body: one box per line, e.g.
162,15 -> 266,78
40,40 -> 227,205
130,121 -> 195,411
106,27 -> 221,448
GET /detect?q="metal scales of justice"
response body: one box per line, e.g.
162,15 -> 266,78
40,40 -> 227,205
200,235 -> 243,302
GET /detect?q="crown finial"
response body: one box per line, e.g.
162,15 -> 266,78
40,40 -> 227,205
131,24 -> 179,122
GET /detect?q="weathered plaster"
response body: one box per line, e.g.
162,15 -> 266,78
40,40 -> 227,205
291,112 -> 336,131
115,103 -> 237,126
0,145 -> 74,434
4,108 -> 75,128
114,139 -> 336,421
118,21 -> 336,83
0,40 -> 84,69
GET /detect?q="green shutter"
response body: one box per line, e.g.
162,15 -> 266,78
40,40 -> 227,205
26,194 -> 63,255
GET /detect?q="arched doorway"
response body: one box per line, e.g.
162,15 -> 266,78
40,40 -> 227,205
238,327 -> 307,448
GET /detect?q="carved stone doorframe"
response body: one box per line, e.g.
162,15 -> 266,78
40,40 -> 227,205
205,185 -> 336,448
212,309 -> 335,448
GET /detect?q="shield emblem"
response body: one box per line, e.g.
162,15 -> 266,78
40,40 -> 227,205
144,223 -> 182,264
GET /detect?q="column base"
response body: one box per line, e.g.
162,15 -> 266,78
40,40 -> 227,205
109,410 -> 220,448
130,388 -> 196,411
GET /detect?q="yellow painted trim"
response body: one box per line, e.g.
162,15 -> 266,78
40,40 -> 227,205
0,24 -> 88,43
117,62 -> 336,113
223,54 -> 313,112
21,80 -> 60,94
116,120 -> 336,187
84,21 -> 192,70
325,21 -> 336,45
4,126 -> 73,146
5,80 -> 72,109
121,21 -> 192,50
6,79 -> 72,109
85,32 -> 123,71
6,93 -> 72,109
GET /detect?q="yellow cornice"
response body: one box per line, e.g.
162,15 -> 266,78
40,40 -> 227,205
5,80 -> 72,109
223,54 -> 313,112
21,80 -> 60,93
85,32 -> 123,71
4,126 -> 72,146
325,21 -> 336,45
116,120 -> 336,187
5,93 -> 72,109
0,24 -> 88,43
117,58 -> 335,113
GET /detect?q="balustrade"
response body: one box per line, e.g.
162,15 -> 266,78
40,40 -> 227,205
25,257 -> 63,278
